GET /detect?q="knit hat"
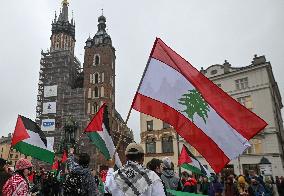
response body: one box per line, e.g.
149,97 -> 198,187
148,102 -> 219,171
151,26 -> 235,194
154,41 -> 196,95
15,158 -> 32,171
125,143 -> 144,155
162,157 -> 172,169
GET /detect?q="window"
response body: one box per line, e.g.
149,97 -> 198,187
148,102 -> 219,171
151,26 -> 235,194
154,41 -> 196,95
90,74 -> 94,84
146,137 -> 156,153
242,164 -> 259,175
237,96 -> 253,110
146,120 -> 153,131
93,103 -> 98,114
94,87 -> 99,98
162,136 -> 173,153
244,139 -> 262,154
15,154 -> 18,159
235,77 -> 248,90
93,55 -> 100,66
10,154 -> 13,158
211,70 -> 217,75
163,122 -> 170,129
94,73 -> 99,84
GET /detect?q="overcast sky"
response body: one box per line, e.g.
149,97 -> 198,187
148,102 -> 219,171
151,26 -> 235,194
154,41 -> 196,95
0,0 -> 284,142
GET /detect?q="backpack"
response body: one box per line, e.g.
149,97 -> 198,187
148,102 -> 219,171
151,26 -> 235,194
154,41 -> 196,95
63,171 -> 87,196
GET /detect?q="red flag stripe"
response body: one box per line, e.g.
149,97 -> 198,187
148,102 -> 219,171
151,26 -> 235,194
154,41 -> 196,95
178,145 -> 192,166
11,116 -> 30,146
133,92 -> 230,173
150,38 -> 267,140
85,103 -> 106,132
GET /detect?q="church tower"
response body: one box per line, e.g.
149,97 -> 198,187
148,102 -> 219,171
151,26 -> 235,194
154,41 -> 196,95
83,15 -> 133,166
50,0 -> 75,55
83,14 -> 116,118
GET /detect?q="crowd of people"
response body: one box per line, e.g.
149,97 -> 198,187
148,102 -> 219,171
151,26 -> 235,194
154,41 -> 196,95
1,143 -> 284,196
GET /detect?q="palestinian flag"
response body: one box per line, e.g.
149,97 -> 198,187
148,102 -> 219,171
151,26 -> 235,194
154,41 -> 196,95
85,103 -> 122,168
178,145 -> 210,177
131,38 -> 267,173
11,115 -> 55,164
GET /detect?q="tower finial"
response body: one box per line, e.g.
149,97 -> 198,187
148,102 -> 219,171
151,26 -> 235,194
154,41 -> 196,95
101,8 -> 104,16
62,0 -> 69,5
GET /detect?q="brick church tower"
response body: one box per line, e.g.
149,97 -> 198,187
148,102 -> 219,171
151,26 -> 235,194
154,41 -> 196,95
83,15 -> 133,166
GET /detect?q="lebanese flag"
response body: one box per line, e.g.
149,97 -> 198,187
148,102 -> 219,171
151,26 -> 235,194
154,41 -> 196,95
85,103 -> 122,168
11,115 -> 55,164
131,38 -> 267,173
178,145 -> 210,177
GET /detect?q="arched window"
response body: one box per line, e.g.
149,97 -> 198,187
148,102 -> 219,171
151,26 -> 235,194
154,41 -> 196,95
162,135 -> 173,153
94,86 -> 99,98
93,55 -> 100,66
146,137 -> 156,153
94,73 -> 99,84
94,102 -> 98,113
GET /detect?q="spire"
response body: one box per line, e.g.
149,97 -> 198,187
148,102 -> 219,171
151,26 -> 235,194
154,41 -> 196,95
61,0 -> 69,22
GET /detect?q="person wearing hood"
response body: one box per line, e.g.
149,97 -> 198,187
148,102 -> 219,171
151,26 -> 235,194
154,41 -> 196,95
160,157 -> 182,192
65,148 -> 99,196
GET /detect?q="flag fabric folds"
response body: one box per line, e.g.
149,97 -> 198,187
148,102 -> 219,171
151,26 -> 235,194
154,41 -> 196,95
131,38 -> 267,173
11,115 -> 55,164
85,103 -> 122,168
178,145 -> 210,177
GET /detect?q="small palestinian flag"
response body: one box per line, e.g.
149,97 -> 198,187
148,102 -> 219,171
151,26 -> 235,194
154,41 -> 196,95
11,115 -> 55,164
85,103 -> 122,168
178,144 -> 211,177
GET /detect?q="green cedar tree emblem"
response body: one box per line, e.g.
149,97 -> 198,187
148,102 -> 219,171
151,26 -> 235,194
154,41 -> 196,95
178,89 -> 210,123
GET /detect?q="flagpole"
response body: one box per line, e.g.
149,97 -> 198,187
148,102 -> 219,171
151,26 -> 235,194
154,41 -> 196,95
238,156 -> 241,175
176,133 -> 182,177
113,38 -> 160,158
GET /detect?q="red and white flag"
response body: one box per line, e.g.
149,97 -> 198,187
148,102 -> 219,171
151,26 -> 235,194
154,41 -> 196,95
131,38 -> 267,173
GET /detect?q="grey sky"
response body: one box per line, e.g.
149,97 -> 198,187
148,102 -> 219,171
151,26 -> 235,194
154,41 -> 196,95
0,0 -> 283,143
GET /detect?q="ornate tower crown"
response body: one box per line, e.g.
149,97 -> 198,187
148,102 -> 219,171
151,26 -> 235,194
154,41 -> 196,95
50,0 -> 75,54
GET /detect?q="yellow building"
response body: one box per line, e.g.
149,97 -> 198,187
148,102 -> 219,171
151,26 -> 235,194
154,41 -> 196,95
0,134 -> 32,167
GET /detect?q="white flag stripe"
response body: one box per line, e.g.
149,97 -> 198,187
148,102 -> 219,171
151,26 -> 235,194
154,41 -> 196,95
139,58 -> 250,160
23,130 -> 54,152
99,124 -> 122,168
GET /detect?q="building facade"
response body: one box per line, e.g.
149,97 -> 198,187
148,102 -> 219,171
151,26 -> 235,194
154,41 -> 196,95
140,55 -> 284,177
36,0 -> 133,169
0,134 -> 32,167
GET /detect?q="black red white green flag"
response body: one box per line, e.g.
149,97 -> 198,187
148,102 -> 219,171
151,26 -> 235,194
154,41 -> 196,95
131,38 -> 267,173
178,145 -> 210,177
84,103 -> 122,168
11,115 -> 55,164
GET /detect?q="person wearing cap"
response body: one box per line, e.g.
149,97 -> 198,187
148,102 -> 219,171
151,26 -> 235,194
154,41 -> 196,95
105,143 -> 166,196
0,158 -> 11,196
2,158 -> 33,196
160,157 -> 182,192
